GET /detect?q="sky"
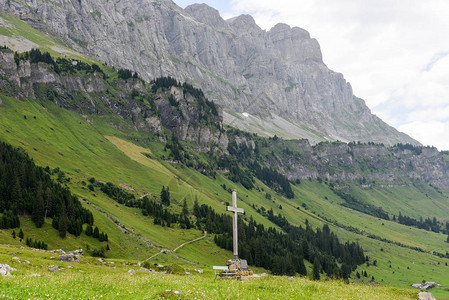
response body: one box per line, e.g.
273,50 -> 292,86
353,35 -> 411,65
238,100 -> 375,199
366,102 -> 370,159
174,0 -> 449,150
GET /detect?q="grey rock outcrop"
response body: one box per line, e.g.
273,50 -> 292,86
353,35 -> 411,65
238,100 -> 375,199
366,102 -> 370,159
48,265 -> 61,272
58,254 -> 80,263
0,0 -> 418,145
0,264 -> 16,276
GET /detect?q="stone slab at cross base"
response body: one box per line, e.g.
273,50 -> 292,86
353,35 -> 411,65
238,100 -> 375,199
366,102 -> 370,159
419,292 -> 436,300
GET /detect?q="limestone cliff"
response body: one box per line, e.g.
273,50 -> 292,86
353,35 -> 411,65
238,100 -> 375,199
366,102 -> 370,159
0,0 -> 419,145
0,50 -> 227,148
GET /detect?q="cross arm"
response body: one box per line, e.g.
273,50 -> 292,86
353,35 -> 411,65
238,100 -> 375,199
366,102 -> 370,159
226,206 -> 244,214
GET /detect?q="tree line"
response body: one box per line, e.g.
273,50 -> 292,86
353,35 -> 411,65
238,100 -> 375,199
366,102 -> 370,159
13,48 -> 105,78
394,212 -> 447,233
0,141 -> 94,240
193,201 -> 365,278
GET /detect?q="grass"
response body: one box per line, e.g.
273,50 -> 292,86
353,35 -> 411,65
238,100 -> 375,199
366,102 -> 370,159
0,245 -> 418,299
1,87 -> 449,297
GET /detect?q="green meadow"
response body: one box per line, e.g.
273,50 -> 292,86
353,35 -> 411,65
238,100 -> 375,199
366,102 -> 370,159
1,93 -> 448,298
0,245 -> 418,299
0,15 -> 448,298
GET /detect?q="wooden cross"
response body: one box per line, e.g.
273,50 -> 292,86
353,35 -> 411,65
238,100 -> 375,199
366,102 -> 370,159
226,190 -> 244,260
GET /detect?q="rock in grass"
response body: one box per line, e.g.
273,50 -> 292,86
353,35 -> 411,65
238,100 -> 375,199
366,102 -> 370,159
48,265 -> 60,272
128,269 -> 136,274
58,254 -> 80,263
0,264 -> 16,276
419,292 -> 436,300
138,267 -> 150,272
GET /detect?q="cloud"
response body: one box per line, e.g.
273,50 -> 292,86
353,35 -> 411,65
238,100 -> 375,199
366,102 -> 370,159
225,0 -> 449,150
399,121 -> 449,150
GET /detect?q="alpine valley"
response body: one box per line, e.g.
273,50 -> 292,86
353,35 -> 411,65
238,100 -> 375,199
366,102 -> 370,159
0,0 -> 448,299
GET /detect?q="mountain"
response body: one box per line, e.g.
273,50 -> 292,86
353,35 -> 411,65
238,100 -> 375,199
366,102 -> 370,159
0,0 -> 418,145
1,16 -> 449,298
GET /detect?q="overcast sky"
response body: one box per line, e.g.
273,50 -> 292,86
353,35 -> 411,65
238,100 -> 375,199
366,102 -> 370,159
174,0 -> 449,150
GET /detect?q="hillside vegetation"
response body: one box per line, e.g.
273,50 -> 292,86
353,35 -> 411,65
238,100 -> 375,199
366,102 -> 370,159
0,245 -> 418,299
0,16 -> 449,298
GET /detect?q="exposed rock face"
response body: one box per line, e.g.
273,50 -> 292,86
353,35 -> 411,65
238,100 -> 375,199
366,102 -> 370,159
228,132 -> 449,190
0,50 -> 226,147
0,0 -> 418,145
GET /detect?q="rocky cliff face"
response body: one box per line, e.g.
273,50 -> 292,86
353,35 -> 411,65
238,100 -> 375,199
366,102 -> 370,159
0,0 -> 419,145
228,131 -> 449,189
0,50 -> 227,148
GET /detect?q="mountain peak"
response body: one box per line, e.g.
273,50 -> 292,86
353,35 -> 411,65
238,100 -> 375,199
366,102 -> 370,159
184,3 -> 228,28
0,0 -> 419,145
226,14 -> 262,32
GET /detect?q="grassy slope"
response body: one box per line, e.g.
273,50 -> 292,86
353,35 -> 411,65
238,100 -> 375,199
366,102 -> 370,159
1,95 -> 449,298
0,245 -> 417,300
0,15 -> 448,297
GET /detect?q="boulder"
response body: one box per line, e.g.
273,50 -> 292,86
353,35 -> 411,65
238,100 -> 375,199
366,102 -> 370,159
419,292 -> 436,300
58,254 -> 80,263
138,267 -> 150,272
0,264 -> 16,276
127,269 -> 136,274
48,265 -> 60,272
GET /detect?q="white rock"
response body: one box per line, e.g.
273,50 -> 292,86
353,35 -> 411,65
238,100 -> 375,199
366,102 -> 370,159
48,265 -> 60,272
128,269 -> 136,274
0,264 -> 16,276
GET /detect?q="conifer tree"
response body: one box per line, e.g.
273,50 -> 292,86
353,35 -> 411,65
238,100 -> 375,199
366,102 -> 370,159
18,228 -> 24,239
93,226 -> 100,238
161,186 -> 170,206
32,183 -> 45,228
58,207 -> 68,238
85,224 -> 93,236
312,258 -> 320,280
12,230 -> 16,239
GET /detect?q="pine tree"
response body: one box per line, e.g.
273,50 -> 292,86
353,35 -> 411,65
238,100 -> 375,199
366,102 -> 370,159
180,199 -> 191,229
58,207 -> 68,238
161,186 -> 170,206
312,258 -> 320,280
193,197 -> 200,217
93,226 -> 100,238
32,183 -> 45,228
85,224 -> 91,236
19,228 -> 24,239
44,187 -> 52,219
12,230 -> 16,239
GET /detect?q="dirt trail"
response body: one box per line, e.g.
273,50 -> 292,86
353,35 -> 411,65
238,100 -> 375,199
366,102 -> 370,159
145,231 -> 208,264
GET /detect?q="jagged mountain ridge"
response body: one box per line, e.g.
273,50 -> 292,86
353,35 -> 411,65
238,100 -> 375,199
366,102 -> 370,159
0,0 -> 418,145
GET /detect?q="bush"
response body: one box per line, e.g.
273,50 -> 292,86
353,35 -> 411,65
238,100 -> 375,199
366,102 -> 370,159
92,247 -> 106,258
